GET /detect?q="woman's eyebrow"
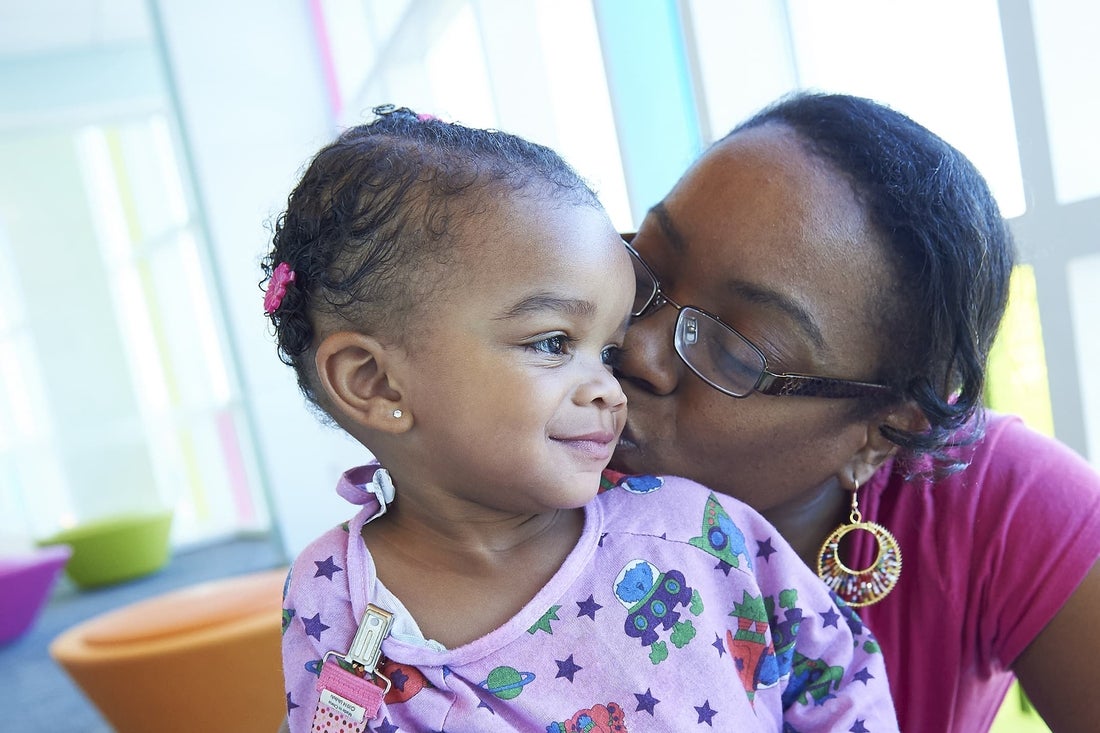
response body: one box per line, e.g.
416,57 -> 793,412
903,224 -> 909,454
725,279 -> 826,349
650,203 -> 687,253
651,200 -> 827,347
496,293 -> 595,319
651,204 -> 826,349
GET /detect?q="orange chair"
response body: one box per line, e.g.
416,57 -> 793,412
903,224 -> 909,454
50,566 -> 288,733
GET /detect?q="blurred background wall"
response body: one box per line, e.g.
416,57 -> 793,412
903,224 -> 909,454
0,0 -> 1096,559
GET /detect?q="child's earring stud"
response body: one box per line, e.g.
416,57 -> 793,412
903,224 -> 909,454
392,409 -> 403,419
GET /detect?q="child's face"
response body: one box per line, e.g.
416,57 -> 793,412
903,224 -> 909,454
392,195 -> 633,513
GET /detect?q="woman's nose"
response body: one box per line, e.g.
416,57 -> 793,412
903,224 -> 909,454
616,309 -> 681,396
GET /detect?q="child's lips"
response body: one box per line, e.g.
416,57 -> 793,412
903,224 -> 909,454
553,431 -> 619,460
563,430 -> 618,444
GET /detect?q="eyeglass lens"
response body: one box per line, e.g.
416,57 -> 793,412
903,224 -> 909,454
630,255 -> 656,317
674,307 -> 767,397
628,246 -> 766,397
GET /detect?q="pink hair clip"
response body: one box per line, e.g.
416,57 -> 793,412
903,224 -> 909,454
264,262 -> 297,315
416,113 -> 438,122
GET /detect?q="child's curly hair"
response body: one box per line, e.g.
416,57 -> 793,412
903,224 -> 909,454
261,106 -> 601,414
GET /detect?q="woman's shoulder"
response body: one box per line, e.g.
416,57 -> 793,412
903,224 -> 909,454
967,412 -> 1099,497
978,411 -> 1084,456
873,411 -> 1100,550
883,411 -> 1100,498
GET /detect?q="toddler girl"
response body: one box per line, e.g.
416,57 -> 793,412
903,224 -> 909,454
267,107 -> 898,732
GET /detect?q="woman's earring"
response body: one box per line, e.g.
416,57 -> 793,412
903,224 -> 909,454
816,482 -> 902,607
392,409 -> 403,419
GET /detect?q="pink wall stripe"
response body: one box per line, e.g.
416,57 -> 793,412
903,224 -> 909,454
308,0 -> 343,120
216,408 -> 255,523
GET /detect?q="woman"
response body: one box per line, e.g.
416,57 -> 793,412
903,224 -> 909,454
611,92 -> 1100,732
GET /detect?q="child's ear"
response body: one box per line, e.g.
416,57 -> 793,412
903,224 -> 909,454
314,331 -> 411,434
841,402 -> 929,489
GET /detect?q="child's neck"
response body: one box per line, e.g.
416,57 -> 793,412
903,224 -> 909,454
362,500 -> 585,649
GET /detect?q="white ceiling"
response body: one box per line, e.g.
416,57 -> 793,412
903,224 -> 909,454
0,0 -> 152,57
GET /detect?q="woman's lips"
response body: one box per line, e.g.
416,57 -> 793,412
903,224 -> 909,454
609,426 -> 641,473
616,424 -> 639,450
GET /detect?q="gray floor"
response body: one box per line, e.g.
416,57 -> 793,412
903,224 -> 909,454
0,535 -> 286,732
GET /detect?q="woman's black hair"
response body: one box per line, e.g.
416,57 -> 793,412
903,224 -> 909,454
730,92 -> 1015,473
261,105 -> 600,411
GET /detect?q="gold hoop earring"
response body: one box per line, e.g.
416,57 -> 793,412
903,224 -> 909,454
816,483 -> 902,607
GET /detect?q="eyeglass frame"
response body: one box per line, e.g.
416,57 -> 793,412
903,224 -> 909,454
624,240 -> 896,400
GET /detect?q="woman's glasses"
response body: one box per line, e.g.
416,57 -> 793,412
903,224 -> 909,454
626,242 -> 895,400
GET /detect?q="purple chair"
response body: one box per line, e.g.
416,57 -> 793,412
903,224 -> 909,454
0,544 -> 72,643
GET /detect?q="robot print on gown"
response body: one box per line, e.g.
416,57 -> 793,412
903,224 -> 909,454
613,558 -> 702,665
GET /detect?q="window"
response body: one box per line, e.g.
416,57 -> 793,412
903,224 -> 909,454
0,3 -> 264,546
314,0 -> 632,228
687,0 -> 1025,217
1031,0 -> 1100,204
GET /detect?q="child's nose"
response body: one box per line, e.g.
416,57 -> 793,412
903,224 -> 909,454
577,360 -> 628,410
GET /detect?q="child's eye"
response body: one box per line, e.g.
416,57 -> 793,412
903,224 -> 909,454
601,345 -> 622,368
530,335 -> 571,355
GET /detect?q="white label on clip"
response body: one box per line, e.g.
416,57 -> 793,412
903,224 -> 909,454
320,689 -> 366,722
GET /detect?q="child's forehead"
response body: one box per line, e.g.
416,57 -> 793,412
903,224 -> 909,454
412,197 -> 616,295
452,200 -> 611,266
454,188 -> 604,240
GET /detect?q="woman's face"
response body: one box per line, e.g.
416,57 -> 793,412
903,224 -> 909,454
610,124 -> 896,518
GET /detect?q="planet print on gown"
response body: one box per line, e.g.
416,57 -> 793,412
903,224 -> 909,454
480,666 -> 536,699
